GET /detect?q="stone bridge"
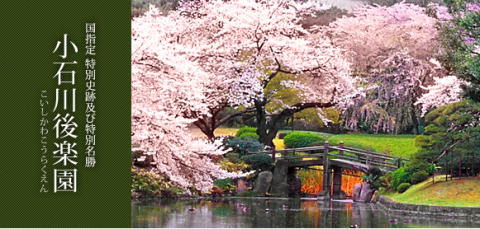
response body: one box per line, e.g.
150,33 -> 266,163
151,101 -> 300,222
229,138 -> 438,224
257,141 -> 408,198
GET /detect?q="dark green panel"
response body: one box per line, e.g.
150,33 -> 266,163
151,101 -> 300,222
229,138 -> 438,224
0,0 -> 131,227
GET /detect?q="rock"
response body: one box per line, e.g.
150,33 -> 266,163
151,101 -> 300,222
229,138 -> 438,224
352,183 -> 362,202
236,179 -> 248,193
253,171 -> 273,196
352,183 -> 375,203
270,161 -> 289,197
370,190 -> 379,203
358,183 -> 375,203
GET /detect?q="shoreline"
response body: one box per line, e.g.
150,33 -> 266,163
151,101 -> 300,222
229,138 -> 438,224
376,195 -> 480,221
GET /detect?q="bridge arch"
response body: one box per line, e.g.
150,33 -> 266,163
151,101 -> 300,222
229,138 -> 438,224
259,141 -> 407,198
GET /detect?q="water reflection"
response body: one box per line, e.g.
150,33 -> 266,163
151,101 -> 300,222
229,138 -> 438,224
132,198 -> 480,228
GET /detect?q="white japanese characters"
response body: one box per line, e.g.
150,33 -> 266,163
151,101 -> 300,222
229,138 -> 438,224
52,33 -> 78,193
85,23 -> 96,168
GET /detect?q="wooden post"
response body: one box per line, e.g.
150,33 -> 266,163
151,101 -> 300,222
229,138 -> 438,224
397,158 -> 402,168
339,141 -> 344,156
323,141 -> 330,197
332,141 -> 344,198
332,166 -> 342,198
433,169 -> 435,184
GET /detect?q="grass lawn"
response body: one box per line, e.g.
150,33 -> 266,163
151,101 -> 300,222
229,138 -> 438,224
213,128 -> 238,136
327,134 -> 418,159
191,127 -> 418,159
385,176 -> 480,207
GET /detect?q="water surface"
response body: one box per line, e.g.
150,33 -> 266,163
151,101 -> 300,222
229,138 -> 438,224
132,198 -> 480,228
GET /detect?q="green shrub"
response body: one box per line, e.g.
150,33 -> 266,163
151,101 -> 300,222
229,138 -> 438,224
309,140 -> 327,147
283,131 -> 326,148
219,158 -> 248,172
238,132 -> 259,140
214,178 -> 232,189
397,182 -> 411,193
241,153 -> 272,171
363,167 -> 383,190
236,126 -> 257,137
391,167 -> 411,190
378,187 -> 386,194
214,178 -> 236,193
131,169 -> 182,197
226,137 -> 263,156
378,172 -> 392,191
410,170 -> 429,184
225,153 -> 241,163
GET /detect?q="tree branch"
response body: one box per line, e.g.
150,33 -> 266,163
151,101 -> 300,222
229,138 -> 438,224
214,109 -> 256,129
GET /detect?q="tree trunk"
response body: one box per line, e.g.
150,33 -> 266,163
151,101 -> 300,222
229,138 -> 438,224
194,118 -> 215,140
255,100 -> 272,146
193,107 -> 254,141
411,103 -> 419,135
254,99 -> 335,147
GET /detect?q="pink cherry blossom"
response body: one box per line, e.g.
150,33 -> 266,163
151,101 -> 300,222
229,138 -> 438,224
415,75 -> 468,116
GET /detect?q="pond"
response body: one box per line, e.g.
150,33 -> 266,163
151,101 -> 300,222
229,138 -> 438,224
132,198 -> 480,228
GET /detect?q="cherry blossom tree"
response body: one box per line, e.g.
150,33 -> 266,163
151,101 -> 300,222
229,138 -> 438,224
329,2 -> 440,71
436,0 -> 480,102
132,8 -> 249,193
146,0 -> 358,146
328,3 -> 448,133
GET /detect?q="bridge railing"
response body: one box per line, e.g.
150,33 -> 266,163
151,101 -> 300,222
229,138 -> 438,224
256,141 -> 408,171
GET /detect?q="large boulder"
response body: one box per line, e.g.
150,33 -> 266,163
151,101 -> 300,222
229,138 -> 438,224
270,161 -> 289,197
253,171 -> 273,196
352,183 -> 375,203
358,183 -> 375,203
352,183 -> 362,202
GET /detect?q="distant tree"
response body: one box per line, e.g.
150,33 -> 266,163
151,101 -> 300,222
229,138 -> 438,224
361,0 -> 443,7
328,3 -> 446,133
438,0 -> 480,101
410,0 -> 480,177
131,0 -> 179,17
